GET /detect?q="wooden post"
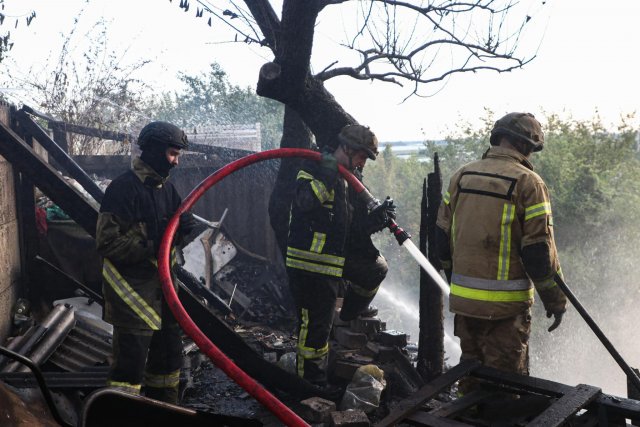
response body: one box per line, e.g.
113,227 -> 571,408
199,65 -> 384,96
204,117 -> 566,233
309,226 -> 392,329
10,106 -> 39,301
50,122 -> 69,153
417,153 -> 444,382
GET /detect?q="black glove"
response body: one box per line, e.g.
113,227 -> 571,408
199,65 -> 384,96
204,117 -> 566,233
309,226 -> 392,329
546,310 -> 564,332
316,152 -> 338,186
365,197 -> 397,234
179,212 -> 196,236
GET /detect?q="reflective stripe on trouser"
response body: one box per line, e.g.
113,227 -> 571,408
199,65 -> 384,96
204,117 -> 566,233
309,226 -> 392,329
454,311 -> 531,395
109,306 -> 182,404
106,381 -> 141,394
297,308 -> 329,380
287,268 -> 339,385
450,273 -> 533,303
340,254 -> 388,321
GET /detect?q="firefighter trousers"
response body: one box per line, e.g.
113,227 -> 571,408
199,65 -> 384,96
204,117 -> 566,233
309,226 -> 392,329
454,310 -> 531,395
107,301 -> 182,404
288,254 -> 388,385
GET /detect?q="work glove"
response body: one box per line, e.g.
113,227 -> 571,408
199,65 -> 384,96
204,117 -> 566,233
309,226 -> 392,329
546,309 -> 565,332
365,197 -> 397,234
316,152 -> 338,187
178,212 -> 196,237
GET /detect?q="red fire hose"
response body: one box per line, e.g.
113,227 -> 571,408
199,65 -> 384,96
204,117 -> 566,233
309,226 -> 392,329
158,148 -> 373,427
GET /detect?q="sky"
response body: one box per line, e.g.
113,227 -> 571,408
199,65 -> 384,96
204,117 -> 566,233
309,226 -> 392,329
1,0 -> 639,143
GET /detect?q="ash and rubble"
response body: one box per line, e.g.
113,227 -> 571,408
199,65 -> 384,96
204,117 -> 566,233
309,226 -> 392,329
0,206 -> 429,426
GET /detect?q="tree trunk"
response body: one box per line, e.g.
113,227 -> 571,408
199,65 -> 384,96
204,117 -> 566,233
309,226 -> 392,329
268,106 -> 313,257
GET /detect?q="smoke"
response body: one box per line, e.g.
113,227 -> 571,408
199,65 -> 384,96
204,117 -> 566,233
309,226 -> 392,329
373,284 -> 461,365
530,226 -> 640,396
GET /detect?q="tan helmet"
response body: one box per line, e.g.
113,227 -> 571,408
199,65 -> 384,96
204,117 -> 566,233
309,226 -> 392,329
338,124 -> 379,160
490,112 -> 544,152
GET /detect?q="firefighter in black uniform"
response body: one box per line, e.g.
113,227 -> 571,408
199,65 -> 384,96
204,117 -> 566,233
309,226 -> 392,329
286,124 -> 397,387
96,121 -> 195,404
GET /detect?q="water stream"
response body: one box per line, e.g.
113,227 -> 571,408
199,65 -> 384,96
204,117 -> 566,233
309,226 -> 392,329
401,239 -> 450,296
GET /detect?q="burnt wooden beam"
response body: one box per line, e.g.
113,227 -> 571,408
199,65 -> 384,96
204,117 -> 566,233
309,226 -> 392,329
375,359 -> 482,427
50,121 -> 134,143
18,110 -> 105,204
22,105 -> 134,143
0,120 -> 98,237
9,105 -> 38,299
33,255 -> 103,304
474,365 -> 640,421
406,411 -> 474,427
527,384 -> 601,427
417,152 -> 444,382
175,270 -> 329,400
50,122 -> 69,153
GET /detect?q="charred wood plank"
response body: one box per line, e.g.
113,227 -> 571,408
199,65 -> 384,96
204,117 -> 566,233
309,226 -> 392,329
0,120 -> 98,236
418,152 -> 445,382
405,411 -> 475,427
375,359 -> 481,427
474,365 -> 640,422
50,121 -> 134,142
430,389 -> 493,418
472,365 -> 572,397
0,369 -> 108,389
526,384 -> 601,427
176,271 -> 327,400
18,109 -> 105,203
21,107 -> 133,143
33,255 -> 104,304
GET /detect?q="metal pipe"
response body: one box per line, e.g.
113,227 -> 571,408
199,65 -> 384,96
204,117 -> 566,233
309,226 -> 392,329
554,273 -> 640,392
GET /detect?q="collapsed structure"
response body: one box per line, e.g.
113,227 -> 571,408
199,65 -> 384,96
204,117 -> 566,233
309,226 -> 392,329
0,104 -> 639,426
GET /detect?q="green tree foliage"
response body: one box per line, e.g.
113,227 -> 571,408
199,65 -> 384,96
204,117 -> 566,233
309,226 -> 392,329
533,113 -> 640,309
147,63 -> 284,150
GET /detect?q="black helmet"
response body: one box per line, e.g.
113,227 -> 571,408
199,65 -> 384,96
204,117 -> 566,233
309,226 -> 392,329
490,113 -> 544,152
338,124 -> 379,160
137,121 -> 189,152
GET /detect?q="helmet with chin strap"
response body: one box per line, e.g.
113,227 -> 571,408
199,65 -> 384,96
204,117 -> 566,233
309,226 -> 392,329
338,124 -> 379,160
490,112 -> 544,152
137,121 -> 189,152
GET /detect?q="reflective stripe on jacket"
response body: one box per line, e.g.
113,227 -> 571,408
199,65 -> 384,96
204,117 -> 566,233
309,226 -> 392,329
97,157 -> 183,329
102,251 -> 178,330
286,163 -> 351,278
437,146 -> 563,319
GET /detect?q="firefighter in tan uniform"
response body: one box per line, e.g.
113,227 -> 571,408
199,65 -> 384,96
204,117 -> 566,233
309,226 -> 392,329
436,112 -> 567,394
97,121 -> 195,403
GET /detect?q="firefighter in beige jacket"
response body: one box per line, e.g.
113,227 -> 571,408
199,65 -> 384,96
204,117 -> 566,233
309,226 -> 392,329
436,112 -> 567,394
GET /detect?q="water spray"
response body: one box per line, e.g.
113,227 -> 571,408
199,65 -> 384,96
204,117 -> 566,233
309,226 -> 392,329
157,148 -> 448,426
356,185 -> 450,296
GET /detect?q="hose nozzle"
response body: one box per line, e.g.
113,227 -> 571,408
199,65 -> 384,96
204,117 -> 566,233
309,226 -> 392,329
388,220 -> 411,246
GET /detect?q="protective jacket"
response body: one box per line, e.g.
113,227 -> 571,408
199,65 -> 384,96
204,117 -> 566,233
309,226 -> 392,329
286,160 -> 352,278
96,157 -> 181,330
436,146 -> 566,320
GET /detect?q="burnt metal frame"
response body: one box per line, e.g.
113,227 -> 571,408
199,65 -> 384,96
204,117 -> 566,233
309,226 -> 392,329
376,362 -> 640,427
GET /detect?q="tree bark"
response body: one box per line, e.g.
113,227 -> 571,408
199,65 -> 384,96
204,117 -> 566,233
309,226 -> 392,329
268,106 -> 313,257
